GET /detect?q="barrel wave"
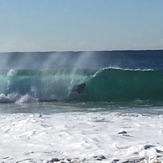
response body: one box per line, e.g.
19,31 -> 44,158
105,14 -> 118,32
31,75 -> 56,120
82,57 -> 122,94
0,50 -> 163,103
0,68 -> 163,103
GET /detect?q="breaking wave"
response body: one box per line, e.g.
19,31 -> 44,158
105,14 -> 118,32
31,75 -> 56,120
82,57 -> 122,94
0,68 -> 163,103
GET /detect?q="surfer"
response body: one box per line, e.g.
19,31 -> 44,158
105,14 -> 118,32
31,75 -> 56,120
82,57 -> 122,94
74,83 -> 86,94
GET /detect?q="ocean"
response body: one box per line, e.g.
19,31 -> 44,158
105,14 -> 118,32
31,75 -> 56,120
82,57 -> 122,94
0,50 -> 163,163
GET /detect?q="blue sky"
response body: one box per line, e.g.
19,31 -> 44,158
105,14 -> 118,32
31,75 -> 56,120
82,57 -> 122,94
0,0 -> 163,52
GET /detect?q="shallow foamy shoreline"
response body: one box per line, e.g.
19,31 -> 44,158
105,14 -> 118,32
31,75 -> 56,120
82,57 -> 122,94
0,112 -> 163,162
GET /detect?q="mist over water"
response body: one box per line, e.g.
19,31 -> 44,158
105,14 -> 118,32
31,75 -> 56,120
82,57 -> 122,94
0,50 -> 163,103
4,52 -> 100,70
0,51 -> 96,70
0,50 -> 163,70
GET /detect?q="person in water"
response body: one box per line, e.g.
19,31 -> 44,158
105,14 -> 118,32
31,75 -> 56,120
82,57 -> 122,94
74,83 -> 86,94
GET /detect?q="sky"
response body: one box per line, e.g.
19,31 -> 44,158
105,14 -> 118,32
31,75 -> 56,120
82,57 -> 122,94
0,0 -> 163,52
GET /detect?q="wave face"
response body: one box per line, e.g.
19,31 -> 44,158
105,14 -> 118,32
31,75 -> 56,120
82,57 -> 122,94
0,50 -> 163,103
0,68 -> 163,103
83,68 -> 163,102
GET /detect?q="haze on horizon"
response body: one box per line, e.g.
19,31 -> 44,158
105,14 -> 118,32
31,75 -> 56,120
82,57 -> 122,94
0,0 -> 163,52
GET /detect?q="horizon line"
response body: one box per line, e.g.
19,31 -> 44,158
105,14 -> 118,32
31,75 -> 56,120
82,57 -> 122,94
0,49 -> 163,53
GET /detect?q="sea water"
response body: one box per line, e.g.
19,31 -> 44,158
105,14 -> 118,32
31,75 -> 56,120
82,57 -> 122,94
0,51 -> 163,163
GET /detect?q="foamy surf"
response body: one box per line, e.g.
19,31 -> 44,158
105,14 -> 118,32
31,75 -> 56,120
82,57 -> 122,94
0,51 -> 163,163
0,110 -> 163,163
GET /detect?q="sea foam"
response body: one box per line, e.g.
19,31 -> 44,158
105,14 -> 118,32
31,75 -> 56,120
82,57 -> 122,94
0,111 -> 163,162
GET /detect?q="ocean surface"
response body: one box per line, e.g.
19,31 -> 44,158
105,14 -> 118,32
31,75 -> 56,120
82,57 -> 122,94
0,50 -> 163,163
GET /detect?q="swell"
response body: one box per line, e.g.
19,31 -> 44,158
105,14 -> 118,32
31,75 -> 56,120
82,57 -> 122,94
0,68 -> 163,103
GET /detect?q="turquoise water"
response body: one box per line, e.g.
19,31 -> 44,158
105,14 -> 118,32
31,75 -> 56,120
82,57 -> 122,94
1,68 -> 163,103
0,50 -> 163,114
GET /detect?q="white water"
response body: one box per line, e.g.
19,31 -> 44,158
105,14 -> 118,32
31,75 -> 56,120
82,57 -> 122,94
0,106 -> 163,163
